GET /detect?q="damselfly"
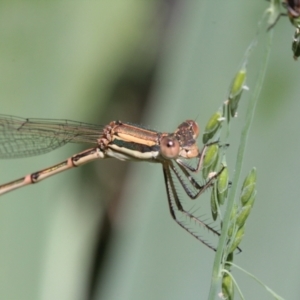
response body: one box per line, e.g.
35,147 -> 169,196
0,115 -> 222,249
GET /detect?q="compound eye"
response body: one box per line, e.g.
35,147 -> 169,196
188,120 -> 200,139
160,137 -> 180,159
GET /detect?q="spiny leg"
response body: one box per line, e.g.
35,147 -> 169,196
162,163 -> 220,251
170,160 -> 225,199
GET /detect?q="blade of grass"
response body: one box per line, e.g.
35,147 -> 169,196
208,30 -> 274,299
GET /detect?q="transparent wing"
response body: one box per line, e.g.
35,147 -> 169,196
0,114 -> 104,158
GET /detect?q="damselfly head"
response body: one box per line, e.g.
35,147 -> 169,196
175,120 -> 199,139
173,120 -> 200,159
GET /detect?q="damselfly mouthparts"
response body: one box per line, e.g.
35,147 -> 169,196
0,115 -> 222,250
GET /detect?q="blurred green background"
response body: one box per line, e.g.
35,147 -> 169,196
0,1 -> 299,299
